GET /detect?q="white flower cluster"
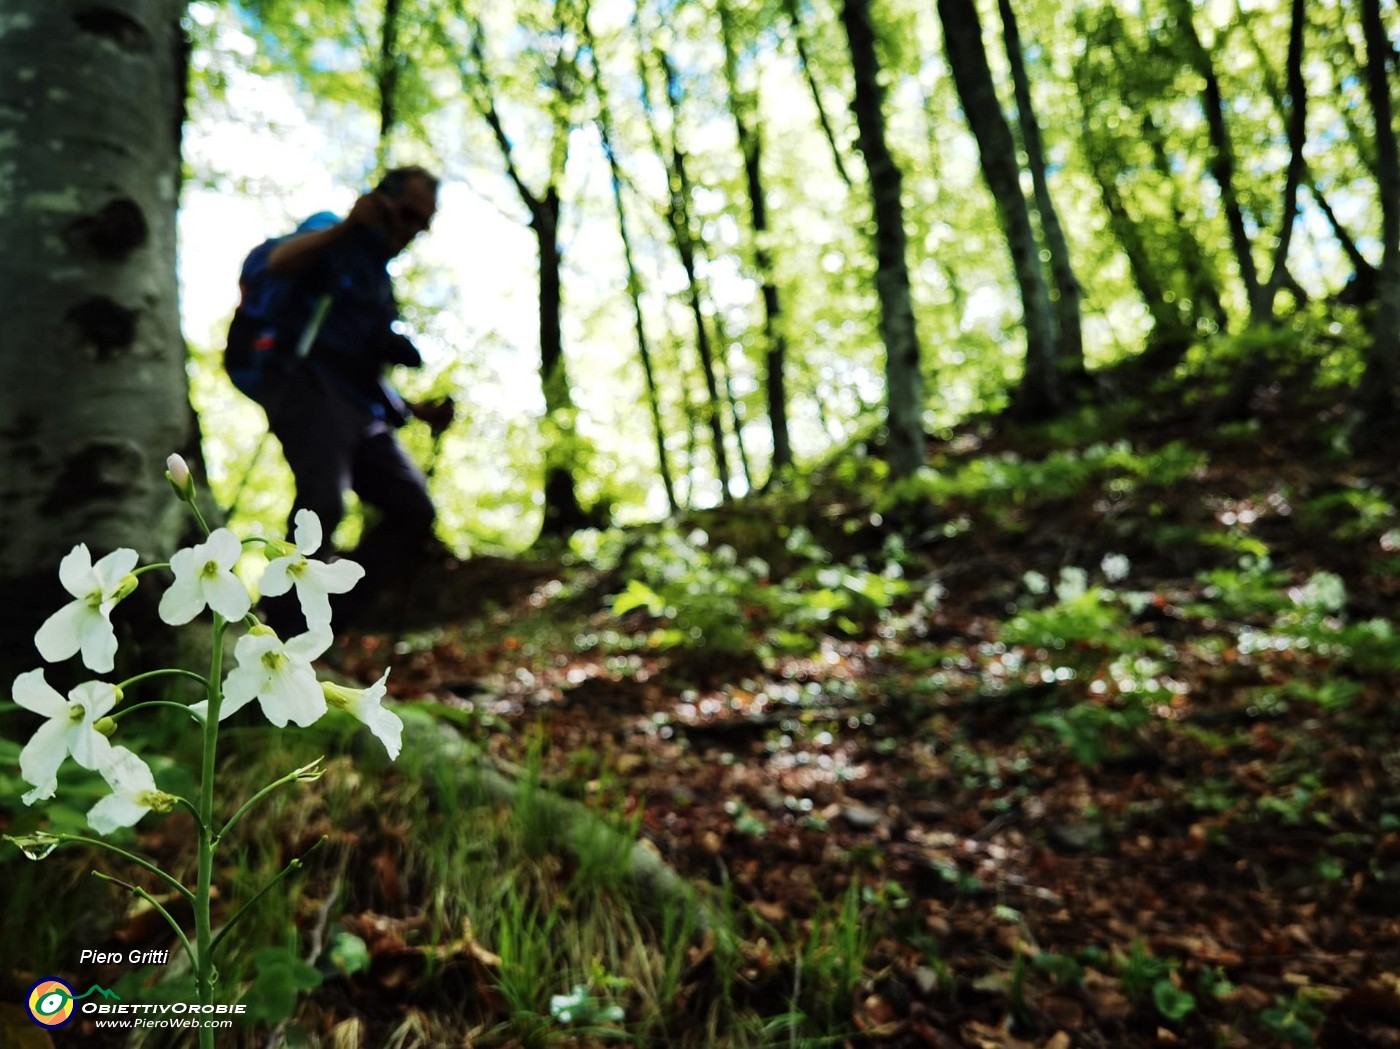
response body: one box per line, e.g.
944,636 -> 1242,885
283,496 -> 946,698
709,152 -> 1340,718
14,468 -> 403,836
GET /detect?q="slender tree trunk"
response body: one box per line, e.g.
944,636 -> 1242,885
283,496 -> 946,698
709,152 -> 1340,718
937,0 -> 1059,419
1171,0 -> 1266,321
581,1 -> 678,513
639,30 -> 733,497
0,0 -> 191,669
454,12 -> 595,538
376,0 -> 403,172
997,0 -> 1084,383
1259,0 -> 1307,316
780,0 -> 854,188
1358,0 -> 1400,427
840,0 -> 925,477
718,0 -> 792,477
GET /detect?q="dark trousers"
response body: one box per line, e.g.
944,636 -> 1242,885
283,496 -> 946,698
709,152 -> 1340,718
265,365 -> 434,628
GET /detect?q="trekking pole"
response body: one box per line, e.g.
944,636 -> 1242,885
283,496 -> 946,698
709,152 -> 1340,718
224,294 -> 335,522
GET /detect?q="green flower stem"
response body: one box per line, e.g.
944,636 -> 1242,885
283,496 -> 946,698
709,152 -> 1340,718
116,668 -> 211,694
131,563 -> 171,577
109,701 -> 207,725
217,758 -> 324,845
195,615 -> 226,1049
92,871 -> 197,971
57,834 -> 194,903
187,498 -> 212,538
209,837 -> 327,958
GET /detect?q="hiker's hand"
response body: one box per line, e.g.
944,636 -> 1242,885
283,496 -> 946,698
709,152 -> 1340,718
412,398 -> 455,435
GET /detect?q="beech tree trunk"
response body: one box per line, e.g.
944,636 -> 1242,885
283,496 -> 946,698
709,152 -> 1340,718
0,0 -> 191,665
938,0 -> 1059,419
1358,0 -> 1400,427
997,0 -> 1084,382
840,0 -> 926,478
718,0 -> 792,477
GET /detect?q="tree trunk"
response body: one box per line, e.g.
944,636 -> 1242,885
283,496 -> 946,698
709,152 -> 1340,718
375,0 -> 403,172
840,0 -> 926,477
718,0 -> 792,477
1358,0 -> 1400,428
997,0 -> 1084,383
455,14 -> 596,539
937,0 -> 1059,419
0,0 -> 191,669
780,0 -> 854,188
638,31 -> 733,498
534,192 -> 591,538
581,0 -> 678,514
1171,0 -> 1265,321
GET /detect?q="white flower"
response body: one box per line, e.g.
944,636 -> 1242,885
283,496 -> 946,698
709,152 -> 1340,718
259,510 -> 364,630
34,544 -> 139,673
218,626 -> 332,728
87,746 -> 175,834
14,671 -> 117,805
322,671 -> 402,759
159,528 -> 251,625
166,454 -> 191,487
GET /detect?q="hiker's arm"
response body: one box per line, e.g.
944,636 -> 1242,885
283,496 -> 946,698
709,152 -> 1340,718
266,193 -> 390,275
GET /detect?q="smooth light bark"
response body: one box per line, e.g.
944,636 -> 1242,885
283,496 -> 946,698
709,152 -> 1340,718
0,0 -> 191,663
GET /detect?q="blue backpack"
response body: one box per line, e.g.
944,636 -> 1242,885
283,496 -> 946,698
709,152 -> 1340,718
224,237 -> 331,403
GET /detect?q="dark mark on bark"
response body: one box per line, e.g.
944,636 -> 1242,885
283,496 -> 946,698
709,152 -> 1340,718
65,198 -> 148,262
40,439 -> 144,516
67,297 -> 137,359
73,7 -> 152,53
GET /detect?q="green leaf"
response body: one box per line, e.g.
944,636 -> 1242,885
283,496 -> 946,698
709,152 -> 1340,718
327,929 -> 371,976
610,580 -> 665,617
1153,978 -> 1196,1021
241,945 -> 323,1024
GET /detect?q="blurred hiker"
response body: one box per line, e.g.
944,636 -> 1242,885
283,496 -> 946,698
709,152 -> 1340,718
226,165 -> 455,632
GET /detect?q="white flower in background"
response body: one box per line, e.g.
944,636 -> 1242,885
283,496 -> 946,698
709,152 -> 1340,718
322,671 -> 402,760
35,545 -> 139,673
217,626 -> 332,728
1100,553 -> 1131,583
259,510 -> 365,630
15,671 -> 118,805
88,746 -> 175,834
159,528 -> 252,625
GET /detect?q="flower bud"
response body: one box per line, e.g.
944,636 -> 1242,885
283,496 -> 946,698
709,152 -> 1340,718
165,453 -> 195,502
112,574 -> 139,603
94,716 -> 118,738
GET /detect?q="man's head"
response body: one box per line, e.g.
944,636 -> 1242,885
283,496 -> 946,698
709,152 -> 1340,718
375,166 -> 439,255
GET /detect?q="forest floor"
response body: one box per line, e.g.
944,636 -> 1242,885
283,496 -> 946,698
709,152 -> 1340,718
316,353 -> 1400,1049
13,349 -> 1400,1048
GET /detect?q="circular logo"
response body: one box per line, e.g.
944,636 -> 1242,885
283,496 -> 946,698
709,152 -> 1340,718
26,978 -> 77,1028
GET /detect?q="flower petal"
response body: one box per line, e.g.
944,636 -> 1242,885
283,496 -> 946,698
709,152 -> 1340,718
159,575 -> 206,626
76,609 -> 119,674
258,557 -> 295,598
203,571 -> 251,622
292,510 -> 324,555
205,529 -> 245,570
34,602 -> 86,663
13,669 -> 68,719
57,544 -> 97,598
88,793 -> 150,834
263,662 -> 326,727
308,558 -> 365,595
19,718 -> 70,804
92,548 -> 139,591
